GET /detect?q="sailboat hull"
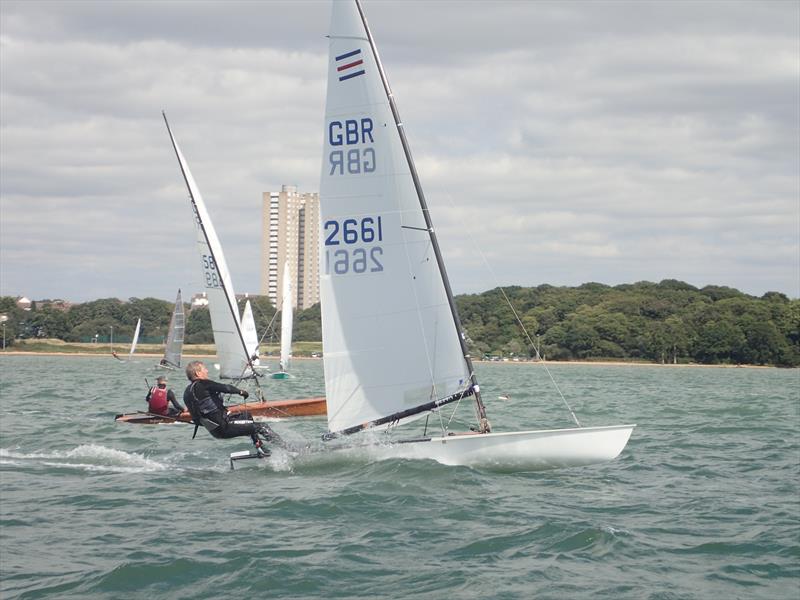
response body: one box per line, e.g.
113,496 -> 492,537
373,424 -> 636,471
115,397 -> 327,424
154,363 -> 178,371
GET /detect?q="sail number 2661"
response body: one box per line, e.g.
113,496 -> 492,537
324,217 -> 383,275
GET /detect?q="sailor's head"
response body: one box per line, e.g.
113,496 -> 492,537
156,375 -> 168,386
185,360 -> 208,381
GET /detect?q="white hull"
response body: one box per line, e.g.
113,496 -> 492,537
368,424 -> 636,471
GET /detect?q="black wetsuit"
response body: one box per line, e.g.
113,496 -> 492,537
183,378 -> 260,440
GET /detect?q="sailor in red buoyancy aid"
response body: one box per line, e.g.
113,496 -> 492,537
146,375 -> 186,416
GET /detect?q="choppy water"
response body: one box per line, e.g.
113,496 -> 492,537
1,355 -> 798,599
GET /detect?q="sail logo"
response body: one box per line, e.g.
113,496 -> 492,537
336,49 -> 365,82
328,118 -> 376,175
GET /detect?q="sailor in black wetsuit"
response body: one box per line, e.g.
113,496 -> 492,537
183,360 -> 276,455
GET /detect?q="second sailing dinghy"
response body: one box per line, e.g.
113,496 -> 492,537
156,289 -> 185,370
241,299 -> 270,374
271,261 -> 293,380
112,318 -> 141,362
317,0 -> 634,470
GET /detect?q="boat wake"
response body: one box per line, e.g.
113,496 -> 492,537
0,444 -> 170,474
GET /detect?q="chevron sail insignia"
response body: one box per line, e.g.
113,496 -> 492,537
335,48 -> 365,81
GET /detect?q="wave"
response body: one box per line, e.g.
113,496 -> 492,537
0,444 -> 170,473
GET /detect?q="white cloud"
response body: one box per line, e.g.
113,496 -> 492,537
1,0 -> 798,302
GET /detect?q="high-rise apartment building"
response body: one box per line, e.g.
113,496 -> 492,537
260,185 -> 320,310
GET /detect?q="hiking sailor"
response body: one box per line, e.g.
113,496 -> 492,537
146,375 -> 185,416
182,360 -> 276,456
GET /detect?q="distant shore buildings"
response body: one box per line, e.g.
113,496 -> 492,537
260,185 -> 320,310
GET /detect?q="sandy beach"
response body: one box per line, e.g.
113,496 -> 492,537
0,349 -> 776,369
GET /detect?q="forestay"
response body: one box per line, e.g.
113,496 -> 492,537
164,116 -> 253,380
319,0 -> 472,434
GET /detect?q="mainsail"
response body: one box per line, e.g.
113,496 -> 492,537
163,114 -> 254,380
279,260 -> 293,373
241,299 -> 260,364
129,318 -> 142,357
319,0 -> 476,435
162,289 -> 185,368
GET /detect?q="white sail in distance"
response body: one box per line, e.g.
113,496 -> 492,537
162,289 -> 185,368
279,261 -> 293,373
241,299 -> 260,366
319,0 -> 472,434
163,115 -> 253,380
129,318 -> 142,357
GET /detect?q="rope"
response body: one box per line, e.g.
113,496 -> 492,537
249,300 -> 279,347
438,192 -> 582,428
397,206 -> 444,421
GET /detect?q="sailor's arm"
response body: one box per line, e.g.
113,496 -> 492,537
167,389 -> 185,412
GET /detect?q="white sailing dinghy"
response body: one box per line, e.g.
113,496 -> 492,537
317,0 -> 634,470
113,317 -> 141,362
156,289 -> 185,370
241,299 -> 269,373
271,260 -> 293,380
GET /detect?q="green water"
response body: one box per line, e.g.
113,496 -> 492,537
1,356 -> 798,599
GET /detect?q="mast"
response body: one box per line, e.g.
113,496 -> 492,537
162,112 -> 263,395
353,0 -> 490,432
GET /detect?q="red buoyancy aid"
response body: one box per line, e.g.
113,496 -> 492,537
148,386 -> 169,415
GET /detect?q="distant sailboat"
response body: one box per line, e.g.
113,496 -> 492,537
313,0 -> 634,470
241,299 -> 269,373
157,289 -> 185,370
271,261 -> 293,380
113,318 -> 141,362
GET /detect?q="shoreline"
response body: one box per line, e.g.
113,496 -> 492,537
0,350 -> 779,369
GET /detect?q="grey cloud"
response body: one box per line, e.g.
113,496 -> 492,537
1,0 -> 798,302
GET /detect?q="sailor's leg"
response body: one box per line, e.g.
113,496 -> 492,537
216,417 -> 259,438
256,423 -> 287,449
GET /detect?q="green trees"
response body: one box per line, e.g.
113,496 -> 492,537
455,281 -> 799,367
184,306 -> 212,344
3,282 -> 798,367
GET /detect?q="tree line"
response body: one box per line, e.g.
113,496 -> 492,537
457,280 -> 798,367
0,295 -> 320,347
1,279 -> 797,366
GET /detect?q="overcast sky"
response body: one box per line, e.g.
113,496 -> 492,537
1,0 -> 798,303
